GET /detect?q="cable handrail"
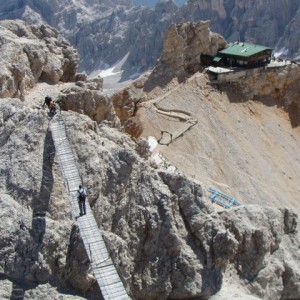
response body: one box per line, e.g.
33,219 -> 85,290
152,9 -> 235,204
50,113 -> 130,300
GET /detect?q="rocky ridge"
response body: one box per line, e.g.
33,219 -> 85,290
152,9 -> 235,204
0,19 -> 300,300
159,20 -> 226,73
1,0 -> 300,75
0,20 -> 80,100
219,63 -> 300,128
1,99 -> 299,299
111,20 -> 227,137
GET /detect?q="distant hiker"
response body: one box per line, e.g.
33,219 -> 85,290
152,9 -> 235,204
77,185 -> 87,216
44,95 -> 52,108
49,99 -> 57,115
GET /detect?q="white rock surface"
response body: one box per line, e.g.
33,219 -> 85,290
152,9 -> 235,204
0,20 -> 79,99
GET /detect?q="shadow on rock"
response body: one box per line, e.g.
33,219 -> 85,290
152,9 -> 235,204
31,129 -> 55,244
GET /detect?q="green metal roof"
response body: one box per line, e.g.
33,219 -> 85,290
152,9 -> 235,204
219,42 -> 273,58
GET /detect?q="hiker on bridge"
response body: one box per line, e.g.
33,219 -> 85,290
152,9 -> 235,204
43,95 -> 52,108
44,95 -> 57,115
77,185 -> 87,216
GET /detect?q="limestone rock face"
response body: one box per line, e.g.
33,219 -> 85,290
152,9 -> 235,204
1,0 -> 300,76
0,95 -> 300,299
62,112 -> 300,300
0,99 -> 70,281
0,0 -> 180,73
111,84 -> 145,138
109,21 -> 226,137
0,20 -> 79,100
276,5 -> 300,60
223,64 -> 300,127
184,0 -> 300,55
160,21 -> 227,73
0,99 -> 99,297
58,80 -> 120,126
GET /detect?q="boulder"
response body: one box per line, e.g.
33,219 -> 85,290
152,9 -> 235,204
159,20 -> 227,73
58,84 -> 120,126
0,20 -> 79,100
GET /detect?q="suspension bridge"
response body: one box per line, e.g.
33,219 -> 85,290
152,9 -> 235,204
50,114 -> 130,300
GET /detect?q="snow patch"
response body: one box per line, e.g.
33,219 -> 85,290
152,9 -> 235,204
147,136 -> 158,152
98,66 -> 123,78
88,52 -> 130,79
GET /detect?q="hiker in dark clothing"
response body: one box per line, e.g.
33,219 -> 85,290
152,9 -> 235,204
44,95 -> 52,108
77,185 -> 87,216
49,99 -> 57,115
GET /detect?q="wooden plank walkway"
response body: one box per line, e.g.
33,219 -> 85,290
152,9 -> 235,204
50,115 -> 130,300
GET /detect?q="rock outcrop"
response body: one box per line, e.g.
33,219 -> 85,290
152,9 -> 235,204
1,15 -> 300,300
183,0 -> 300,52
58,78 -> 121,126
1,95 -> 300,299
52,109 -> 300,299
218,63 -> 300,127
159,20 -> 227,73
0,99 -> 89,297
110,21 -> 226,136
0,0 -> 180,73
276,5 -> 300,60
0,20 -> 79,100
1,0 -> 300,76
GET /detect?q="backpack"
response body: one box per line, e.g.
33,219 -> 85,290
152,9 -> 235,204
45,96 -> 52,106
78,189 -> 86,201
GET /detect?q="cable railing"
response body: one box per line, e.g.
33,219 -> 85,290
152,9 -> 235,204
50,113 -> 130,300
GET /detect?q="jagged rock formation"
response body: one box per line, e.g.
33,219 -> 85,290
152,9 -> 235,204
111,21 -> 226,136
133,0 -> 186,7
1,99 -> 299,299
183,0 -> 300,52
0,99 -> 91,298
159,20 -> 227,73
0,0 -> 180,73
71,111 -> 300,299
275,4 -> 300,60
1,18 -> 300,300
1,0 -> 300,75
0,20 -> 79,100
114,19 -> 300,220
219,63 -> 300,127
58,78 -> 121,126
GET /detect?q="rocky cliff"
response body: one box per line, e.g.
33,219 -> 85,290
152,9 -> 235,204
0,0 -> 180,73
1,99 -> 300,299
0,20 -> 79,100
220,63 -> 300,127
184,0 -> 300,53
1,0 -> 300,75
276,4 -> 300,60
0,19 -> 300,300
158,20 -> 226,74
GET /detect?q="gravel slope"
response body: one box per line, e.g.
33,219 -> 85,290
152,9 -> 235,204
138,72 -> 300,215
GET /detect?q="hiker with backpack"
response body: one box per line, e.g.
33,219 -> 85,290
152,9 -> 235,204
44,95 -> 52,108
77,185 -> 87,216
49,99 -> 57,115
43,95 -> 57,115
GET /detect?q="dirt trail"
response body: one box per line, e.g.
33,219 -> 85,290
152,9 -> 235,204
139,72 -> 300,215
24,82 -> 74,108
139,80 -> 198,145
